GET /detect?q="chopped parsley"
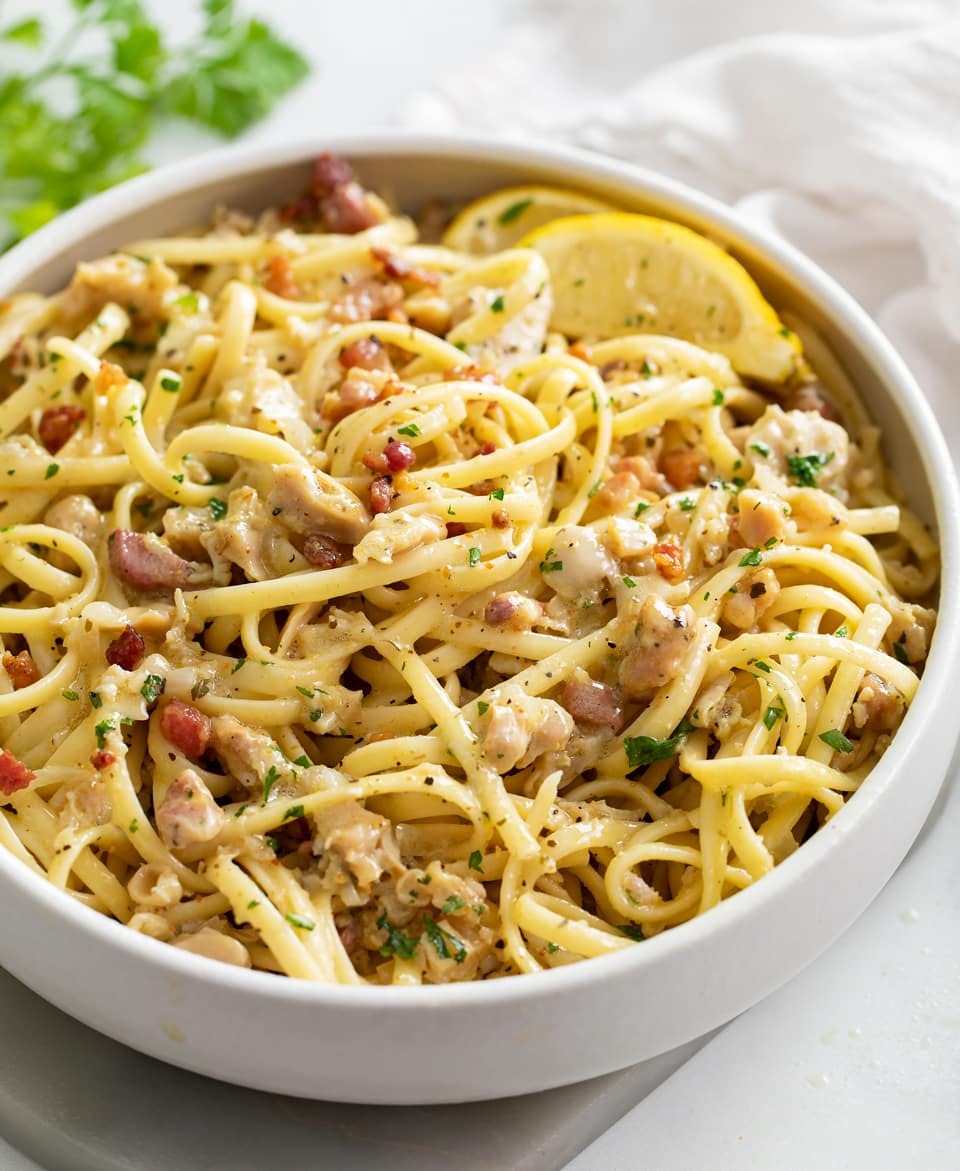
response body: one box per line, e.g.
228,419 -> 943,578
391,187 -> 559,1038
262,765 -> 280,803
89,691 -> 102,709
498,197 -> 533,225
750,442 -> 770,458
285,913 -> 315,932
587,479 -> 602,499
546,942 -> 561,954
140,674 -> 165,704
834,625 -> 848,639
440,896 -> 466,915
209,497 -> 227,521
617,924 -> 645,941
738,548 -> 763,567
468,850 -> 483,872
468,546 -> 481,567
423,913 -> 466,963
488,487 -> 505,501
61,689 -> 78,702
624,719 -> 693,769
292,754 -> 311,767
94,720 -> 113,749
377,912 -> 419,959
128,818 -> 138,833
477,700 -> 489,716
160,374 -> 181,392
785,630 -> 798,641
44,462 -> 59,479
763,704 -> 784,731
397,422 -> 421,437
282,804 -> 304,821
176,293 -> 200,313
247,899 -> 260,910
751,660 -> 771,673
712,388 -> 725,406
634,501 -> 649,517
490,294 -> 506,313
892,640 -> 909,664
819,729 -> 854,754
640,359 -> 654,379
678,497 -> 695,512
786,451 -> 834,488
231,657 -> 246,674
309,710 -> 323,722
539,547 -> 563,573
622,575 -> 636,588
296,685 -> 314,697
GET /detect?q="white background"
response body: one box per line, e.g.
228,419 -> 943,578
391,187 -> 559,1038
0,2 -> 958,1168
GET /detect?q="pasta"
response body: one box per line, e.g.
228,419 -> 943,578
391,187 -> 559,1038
0,155 -> 938,985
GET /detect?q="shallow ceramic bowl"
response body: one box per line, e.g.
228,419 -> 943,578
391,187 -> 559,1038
0,136 -> 956,1104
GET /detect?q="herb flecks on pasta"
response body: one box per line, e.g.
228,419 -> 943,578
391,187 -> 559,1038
0,156 -> 937,984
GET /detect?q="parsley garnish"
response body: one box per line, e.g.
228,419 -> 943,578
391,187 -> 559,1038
786,451 -> 835,488
712,388 -> 725,406
176,293 -> 200,313
160,375 -> 181,393
285,913 -> 315,931
468,850 -> 483,872
89,691 -> 102,709
477,700 -> 489,716
231,657 -> 246,674
468,547 -> 481,567
0,1 -> 309,251
622,575 -> 636,588
498,197 -> 533,225
377,912 -> 419,959
587,479 -> 602,499
490,294 -> 506,313
892,640 -> 909,664
785,631 -> 798,641
94,719 -> 113,749
488,487 -> 505,501
282,804 -> 304,821
617,924 -> 645,941
61,689 -> 78,702
209,497 -> 227,521
397,422 -> 421,437
539,547 -> 563,573
834,625 -> 848,639
423,913 -> 466,963
128,818 -> 138,833
679,497 -> 695,512
634,501 -> 649,517
140,674 -> 165,704
440,896 -> 466,915
292,754 -> 310,767
44,462 -> 59,479
624,719 -> 693,769
296,685 -> 313,697
738,548 -> 763,567
819,729 -> 854,754
262,764 -> 279,802
750,442 -> 770,457
763,704 -> 784,731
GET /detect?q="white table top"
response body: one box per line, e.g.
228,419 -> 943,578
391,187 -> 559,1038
2,2 -> 958,1167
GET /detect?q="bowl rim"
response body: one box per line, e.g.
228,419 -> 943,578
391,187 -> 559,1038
1,130 -> 957,1011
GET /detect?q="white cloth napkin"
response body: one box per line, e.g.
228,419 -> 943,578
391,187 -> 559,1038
402,0 -> 960,455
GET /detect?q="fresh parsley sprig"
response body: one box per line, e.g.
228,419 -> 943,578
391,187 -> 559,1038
0,0 -> 309,248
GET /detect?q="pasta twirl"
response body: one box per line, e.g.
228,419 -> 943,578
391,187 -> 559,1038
0,155 -> 937,985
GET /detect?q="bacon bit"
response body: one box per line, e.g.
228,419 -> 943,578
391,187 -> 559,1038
94,361 -> 128,394
0,749 -> 34,796
371,246 -> 441,288
330,279 -> 404,325
492,508 -> 511,530
561,678 -> 623,732
38,404 -> 85,453
447,364 -> 501,385
659,448 -> 703,490
595,471 -> 641,513
108,530 -> 194,593
303,533 -> 350,569
337,917 -> 360,953
567,342 -> 592,362
446,522 -> 467,538
311,152 -> 354,193
369,475 -> 394,515
785,383 -> 843,424
467,479 -> 496,496
339,336 -> 391,372
483,592 -> 543,629
2,650 -> 39,690
479,441 -> 497,455
363,441 -> 416,474
321,184 -> 378,234
90,749 -> 116,770
264,255 -> 300,300
105,624 -> 145,671
160,699 -> 211,759
652,540 -> 685,582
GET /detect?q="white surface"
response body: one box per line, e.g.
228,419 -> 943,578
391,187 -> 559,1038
0,0 -> 958,1166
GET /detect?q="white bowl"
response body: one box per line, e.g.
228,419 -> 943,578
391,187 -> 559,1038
0,135 -> 956,1104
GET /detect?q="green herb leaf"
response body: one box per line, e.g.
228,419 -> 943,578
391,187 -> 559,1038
160,374 -> 181,392
397,422 -> 421,438
738,548 -> 763,567
634,501 -> 649,517
440,896 -> 466,915
622,575 -> 636,588
231,657 -> 246,674
763,704 -> 784,731
285,913 -> 315,932
89,691 -> 102,709
377,912 -> 419,959
786,451 -> 835,488
140,674 -> 165,704
282,804 -> 304,821
44,462 -> 59,479
488,487 -> 505,501
94,719 -> 114,749
712,388 -> 725,406
208,497 -> 227,521
892,639 -> 909,664
490,294 -> 506,313
2,18 -> 44,47
468,849 -> 483,872
819,728 -> 854,754
61,689 -> 79,702
624,719 -> 693,769
498,197 -> 533,225
262,764 -> 279,803
617,924 -> 645,941
468,547 -> 481,567
423,913 -> 466,963
477,700 -> 489,716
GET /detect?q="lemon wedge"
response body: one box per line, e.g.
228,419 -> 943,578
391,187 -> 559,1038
443,186 -> 617,255
519,212 -> 801,382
